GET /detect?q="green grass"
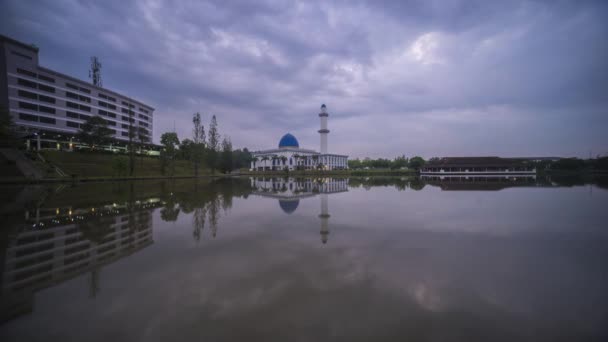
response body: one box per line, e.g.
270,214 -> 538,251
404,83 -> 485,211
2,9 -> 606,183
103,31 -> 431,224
41,150 -> 209,178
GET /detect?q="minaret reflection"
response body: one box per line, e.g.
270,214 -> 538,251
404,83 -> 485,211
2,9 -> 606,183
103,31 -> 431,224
251,177 -> 347,244
319,193 -> 330,244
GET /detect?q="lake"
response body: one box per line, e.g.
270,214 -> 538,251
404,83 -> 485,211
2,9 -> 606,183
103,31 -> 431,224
1,176 -> 607,341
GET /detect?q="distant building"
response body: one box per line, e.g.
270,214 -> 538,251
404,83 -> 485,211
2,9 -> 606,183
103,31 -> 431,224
250,104 -> 348,171
420,157 -> 536,175
0,34 -> 154,148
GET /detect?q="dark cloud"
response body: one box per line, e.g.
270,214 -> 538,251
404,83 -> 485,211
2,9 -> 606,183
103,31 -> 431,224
1,0 -> 607,157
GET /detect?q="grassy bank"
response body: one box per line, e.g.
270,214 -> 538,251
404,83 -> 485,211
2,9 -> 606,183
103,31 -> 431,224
41,150 -> 208,178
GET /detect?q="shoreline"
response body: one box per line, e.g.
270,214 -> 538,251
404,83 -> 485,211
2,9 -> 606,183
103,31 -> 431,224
1,170 -> 607,185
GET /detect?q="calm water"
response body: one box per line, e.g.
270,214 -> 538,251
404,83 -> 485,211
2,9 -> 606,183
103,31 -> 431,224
0,176 -> 607,341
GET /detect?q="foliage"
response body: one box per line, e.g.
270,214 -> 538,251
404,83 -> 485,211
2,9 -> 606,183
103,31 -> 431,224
232,148 -> 253,169
219,136 -> 233,173
207,115 -> 220,173
408,156 -> 426,169
160,132 -> 180,176
78,116 -> 114,149
550,158 -> 585,170
192,112 -> 206,176
0,105 -> 17,147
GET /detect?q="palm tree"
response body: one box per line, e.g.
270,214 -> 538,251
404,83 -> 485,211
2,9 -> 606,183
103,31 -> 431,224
261,156 -> 270,170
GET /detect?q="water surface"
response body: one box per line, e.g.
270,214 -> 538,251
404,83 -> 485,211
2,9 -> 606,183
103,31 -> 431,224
1,176 -> 607,341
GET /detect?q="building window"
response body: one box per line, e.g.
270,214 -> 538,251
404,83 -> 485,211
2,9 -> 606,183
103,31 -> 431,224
79,87 -> 91,94
18,90 -> 38,100
38,74 -> 55,83
38,94 -> 55,104
121,132 -> 129,137
66,83 -> 79,90
67,111 -> 79,118
18,78 -> 37,88
106,120 -> 116,126
99,93 -> 116,102
39,116 -> 56,124
121,124 -> 129,129
66,101 -> 79,109
139,114 -> 148,120
17,68 -> 37,77
38,84 -> 55,93
79,95 -> 91,103
121,101 -> 129,106
79,114 -> 91,120
38,106 -> 56,114
19,113 -> 38,122
121,108 -> 129,114
79,105 -> 91,112
140,122 -> 149,127
66,121 -> 80,128
18,101 -> 37,111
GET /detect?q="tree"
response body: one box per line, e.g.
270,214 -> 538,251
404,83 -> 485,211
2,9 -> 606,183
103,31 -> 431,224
78,115 -> 113,149
0,105 -> 16,147
179,138 -> 194,160
220,136 -> 233,173
408,156 -> 426,169
206,115 -> 220,173
160,132 -> 180,176
137,126 -> 149,168
128,105 -> 136,176
192,112 -> 206,176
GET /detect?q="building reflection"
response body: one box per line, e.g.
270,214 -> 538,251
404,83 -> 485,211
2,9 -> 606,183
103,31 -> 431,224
251,177 -> 348,244
0,197 -> 162,323
421,175 -> 538,191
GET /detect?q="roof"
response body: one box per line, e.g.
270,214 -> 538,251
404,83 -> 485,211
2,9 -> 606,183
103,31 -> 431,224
279,133 -> 299,148
0,34 -> 39,52
425,157 -> 532,168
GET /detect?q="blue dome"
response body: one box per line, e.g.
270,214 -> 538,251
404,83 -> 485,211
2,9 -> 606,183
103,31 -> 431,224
278,133 -> 299,148
279,199 -> 299,214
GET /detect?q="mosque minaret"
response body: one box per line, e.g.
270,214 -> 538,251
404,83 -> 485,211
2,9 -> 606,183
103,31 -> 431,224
319,104 -> 329,154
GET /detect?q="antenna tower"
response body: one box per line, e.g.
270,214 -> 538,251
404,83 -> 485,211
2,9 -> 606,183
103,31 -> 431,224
89,56 -> 102,87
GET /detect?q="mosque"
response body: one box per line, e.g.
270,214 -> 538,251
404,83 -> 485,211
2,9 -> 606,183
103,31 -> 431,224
250,104 -> 348,171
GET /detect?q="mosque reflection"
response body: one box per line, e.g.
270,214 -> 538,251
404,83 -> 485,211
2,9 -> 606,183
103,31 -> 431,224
0,185 -> 162,323
251,177 -> 348,244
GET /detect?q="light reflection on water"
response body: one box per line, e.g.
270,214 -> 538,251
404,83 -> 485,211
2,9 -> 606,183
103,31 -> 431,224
0,176 -> 607,341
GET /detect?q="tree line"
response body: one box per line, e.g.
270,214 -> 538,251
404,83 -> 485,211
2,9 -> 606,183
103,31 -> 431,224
348,155 -> 428,170
159,113 -> 252,176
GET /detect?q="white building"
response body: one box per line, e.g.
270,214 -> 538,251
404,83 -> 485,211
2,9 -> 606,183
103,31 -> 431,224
0,34 -> 154,149
250,104 -> 348,171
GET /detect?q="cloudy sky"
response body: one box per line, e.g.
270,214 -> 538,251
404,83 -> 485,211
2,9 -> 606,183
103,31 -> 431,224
2,0 -> 607,158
